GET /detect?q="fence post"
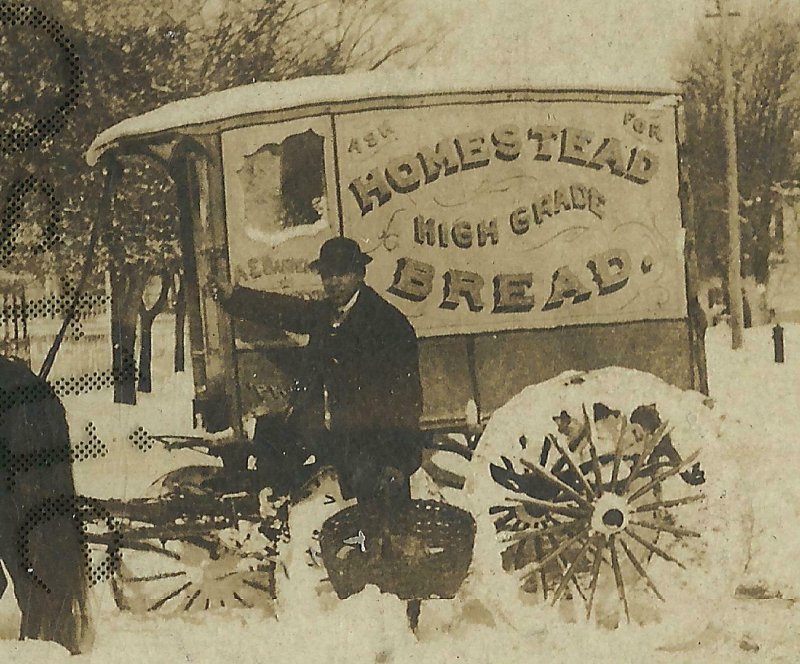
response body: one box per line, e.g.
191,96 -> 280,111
773,323 -> 785,364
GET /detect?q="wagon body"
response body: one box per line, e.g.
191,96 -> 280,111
87,69 -> 706,438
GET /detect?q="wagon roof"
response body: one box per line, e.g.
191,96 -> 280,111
86,68 -> 681,165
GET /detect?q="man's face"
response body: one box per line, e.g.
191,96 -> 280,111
320,269 -> 363,308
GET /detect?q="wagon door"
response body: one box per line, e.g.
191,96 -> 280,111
220,116 -> 340,425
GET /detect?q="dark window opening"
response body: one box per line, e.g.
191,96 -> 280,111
281,131 -> 325,228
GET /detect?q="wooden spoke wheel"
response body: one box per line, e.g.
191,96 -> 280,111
461,370 -> 746,631
81,463 -> 294,614
491,408 -> 706,623
87,489 -> 292,615
110,524 -> 279,614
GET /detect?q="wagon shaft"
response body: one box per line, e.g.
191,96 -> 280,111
99,493 -> 261,523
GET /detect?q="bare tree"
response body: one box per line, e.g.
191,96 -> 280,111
682,2 -> 800,288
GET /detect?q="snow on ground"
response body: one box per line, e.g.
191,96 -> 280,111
45,316 -> 216,501
1,323 -> 800,662
705,324 -> 800,600
64,368 -> 214,502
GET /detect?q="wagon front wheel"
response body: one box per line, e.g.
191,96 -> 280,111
110,527 -> 280,614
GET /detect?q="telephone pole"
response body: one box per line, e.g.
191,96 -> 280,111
708,0 -> 744,349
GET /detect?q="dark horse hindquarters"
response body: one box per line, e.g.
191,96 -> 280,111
0,356 -> 92,655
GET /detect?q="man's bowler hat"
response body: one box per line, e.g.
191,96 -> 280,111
309,237 -> 372,274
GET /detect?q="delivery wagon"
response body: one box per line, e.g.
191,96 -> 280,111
85,70 -> 714,623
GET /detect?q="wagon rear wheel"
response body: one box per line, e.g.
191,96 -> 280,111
492,408 -> 706,623
461,370 -> 745,632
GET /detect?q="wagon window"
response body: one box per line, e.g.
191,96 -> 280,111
235,128 -> 327,242
281,131 -> 325,227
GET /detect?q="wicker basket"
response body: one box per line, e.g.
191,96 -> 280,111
319,500 -> 476,601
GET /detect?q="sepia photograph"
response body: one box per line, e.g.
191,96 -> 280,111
1,0 -> 799,661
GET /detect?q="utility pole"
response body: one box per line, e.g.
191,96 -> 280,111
708,0 -> 744,349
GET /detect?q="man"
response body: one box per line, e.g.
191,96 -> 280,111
216,237 -> 423,506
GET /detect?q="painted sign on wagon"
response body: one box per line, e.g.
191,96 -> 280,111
336,100 -> 687,336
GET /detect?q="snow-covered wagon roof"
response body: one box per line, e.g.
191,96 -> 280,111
86,68 -> 681,165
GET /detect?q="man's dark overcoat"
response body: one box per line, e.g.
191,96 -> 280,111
223,284 -> 423,501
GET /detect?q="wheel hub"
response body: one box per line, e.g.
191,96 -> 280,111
591,493 -> 630,536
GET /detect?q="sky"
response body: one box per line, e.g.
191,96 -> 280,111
412,0 -> 709,82
395,0 -> 791,83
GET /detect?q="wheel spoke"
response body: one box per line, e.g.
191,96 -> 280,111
618,537 -> 665,601
551,536 -> 594,605
624,527 -> 686,570
521,525 -> 590,574
214,570 -> 240,581
494,511 -> 515,531
622,421 -> 670,493
539,435 -> 553,467
120,571 -> 187,584
609,535 -> 630,623
243,578 -> 273,594
585,538 -> 605,619
610,415 -> 629,489
509,519 -> 529,532
630,519 -> 701,539
519,458 -> 592,508
501,518 -> 588,544
545,531 -> 588,603
184,589 -> 202,611
505,497 -> 589,520
532,536 -> 549,601
233,592 -> 253,608
627,449 -> 701,503
582,405 -> 604,492
547,434 -> 597,499
633,494 -> 705,513
148,581 -> 193,611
